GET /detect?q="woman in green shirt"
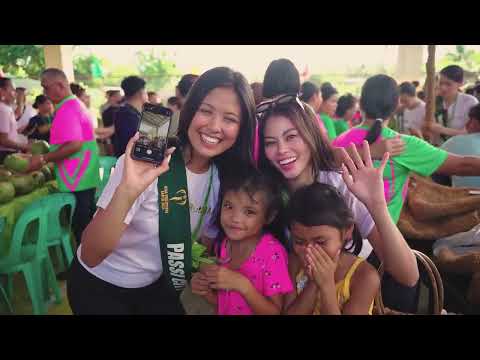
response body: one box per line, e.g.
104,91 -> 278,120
334,93 -> 358,136
319,83 -> 339,140
334,74 -> 480,224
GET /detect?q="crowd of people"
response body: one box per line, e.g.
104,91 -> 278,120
1,57 -> 480,315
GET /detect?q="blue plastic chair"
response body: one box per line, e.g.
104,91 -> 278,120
95,156 -> 117,202
42,193 -> 76,273
0,199 -> 61,315
0,217 -> 13,314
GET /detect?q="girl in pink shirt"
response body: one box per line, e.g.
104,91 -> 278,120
191,169 -> 293,315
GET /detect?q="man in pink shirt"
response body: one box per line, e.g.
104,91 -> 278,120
26,68 -> 100,254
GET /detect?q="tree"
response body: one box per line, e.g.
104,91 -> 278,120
0,45 -> 45,79
73,54 -> 105,87
135,50 -> 180,91
423,45 -> 437,143
438,45 -> 480,73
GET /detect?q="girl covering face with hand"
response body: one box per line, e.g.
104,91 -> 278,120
284,145 -> 389,314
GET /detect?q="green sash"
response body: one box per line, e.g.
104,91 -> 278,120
157,150 -> 213,296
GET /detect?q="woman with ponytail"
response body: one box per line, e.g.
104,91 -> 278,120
334,74 -> 480,225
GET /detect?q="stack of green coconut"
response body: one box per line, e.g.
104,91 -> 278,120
0,140 -> 56,205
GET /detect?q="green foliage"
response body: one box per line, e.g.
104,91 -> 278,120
438,45 -> 480,73
102,64 -> 138,86
73,54 -> 104,87
0,45 -> 45,79
135,50 -> 180,91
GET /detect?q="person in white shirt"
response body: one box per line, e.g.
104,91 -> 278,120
0,78 -> 30,162
67,67 -> 257,315
399,82 -> 426,138
14,87 -> 37,144
441,103 -> 480,188
429,65 -> 479,138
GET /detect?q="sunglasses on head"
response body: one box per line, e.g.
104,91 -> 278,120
255,93 -> 306,119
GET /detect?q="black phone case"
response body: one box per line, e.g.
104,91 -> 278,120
130,104 -> 173,164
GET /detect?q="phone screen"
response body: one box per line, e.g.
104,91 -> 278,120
132,104 -> 173,164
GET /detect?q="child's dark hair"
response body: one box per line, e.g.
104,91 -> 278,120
70,83 -> 86,98
399,82 -> 417,97
212,165 -> 285,255
361,74 -> 399,145
287,182 -> 363,254
320,83 -> 338,102
300,81 -> 319,103
176,74 -> 199,98
440,65 -> 464,84
336,93 -> 356,118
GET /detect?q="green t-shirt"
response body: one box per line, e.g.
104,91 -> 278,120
333,125 -> 449,223
334,118 -> 349,136
320,113 -> 337,140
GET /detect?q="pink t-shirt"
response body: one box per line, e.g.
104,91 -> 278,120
315,114 -> 328,139
49,97 -> 100,192
217,233 -> 293,315
50,98 -> 95,145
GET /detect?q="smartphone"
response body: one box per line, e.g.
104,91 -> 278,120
131,103 -> 173,164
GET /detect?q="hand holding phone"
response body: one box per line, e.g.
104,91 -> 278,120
131,103 -> 174,164
122,132 -> 176,201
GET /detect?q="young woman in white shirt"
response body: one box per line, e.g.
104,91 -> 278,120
0,78 -> 30,162
430,65 -> 479,138
67,67 -> 257,315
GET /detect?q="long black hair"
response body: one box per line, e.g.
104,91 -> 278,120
336,93 -> 357,118
361,74 -> 399,144
262,59 -> 301,99
287,182 -> 363,255
176,67 -> 256,175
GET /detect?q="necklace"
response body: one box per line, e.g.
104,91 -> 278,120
444,93 -> 459,128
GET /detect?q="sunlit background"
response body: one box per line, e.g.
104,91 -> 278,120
2,45 -> 480,126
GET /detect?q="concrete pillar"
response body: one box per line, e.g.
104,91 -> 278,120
396,45 -> 425,83
43,45 -> 75,82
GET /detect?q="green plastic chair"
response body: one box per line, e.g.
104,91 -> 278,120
95,156 -> 117,202
0,199 -> 61,315
0,217 -> 13,314
43,193 -> 76,273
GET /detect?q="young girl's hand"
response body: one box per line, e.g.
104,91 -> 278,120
191,272 -> 212,296
340,141 -> 389,210
369,135 -> 405,159
306,244 -> 338,294
204,265 -> 250,295
119,133 -> 176,201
